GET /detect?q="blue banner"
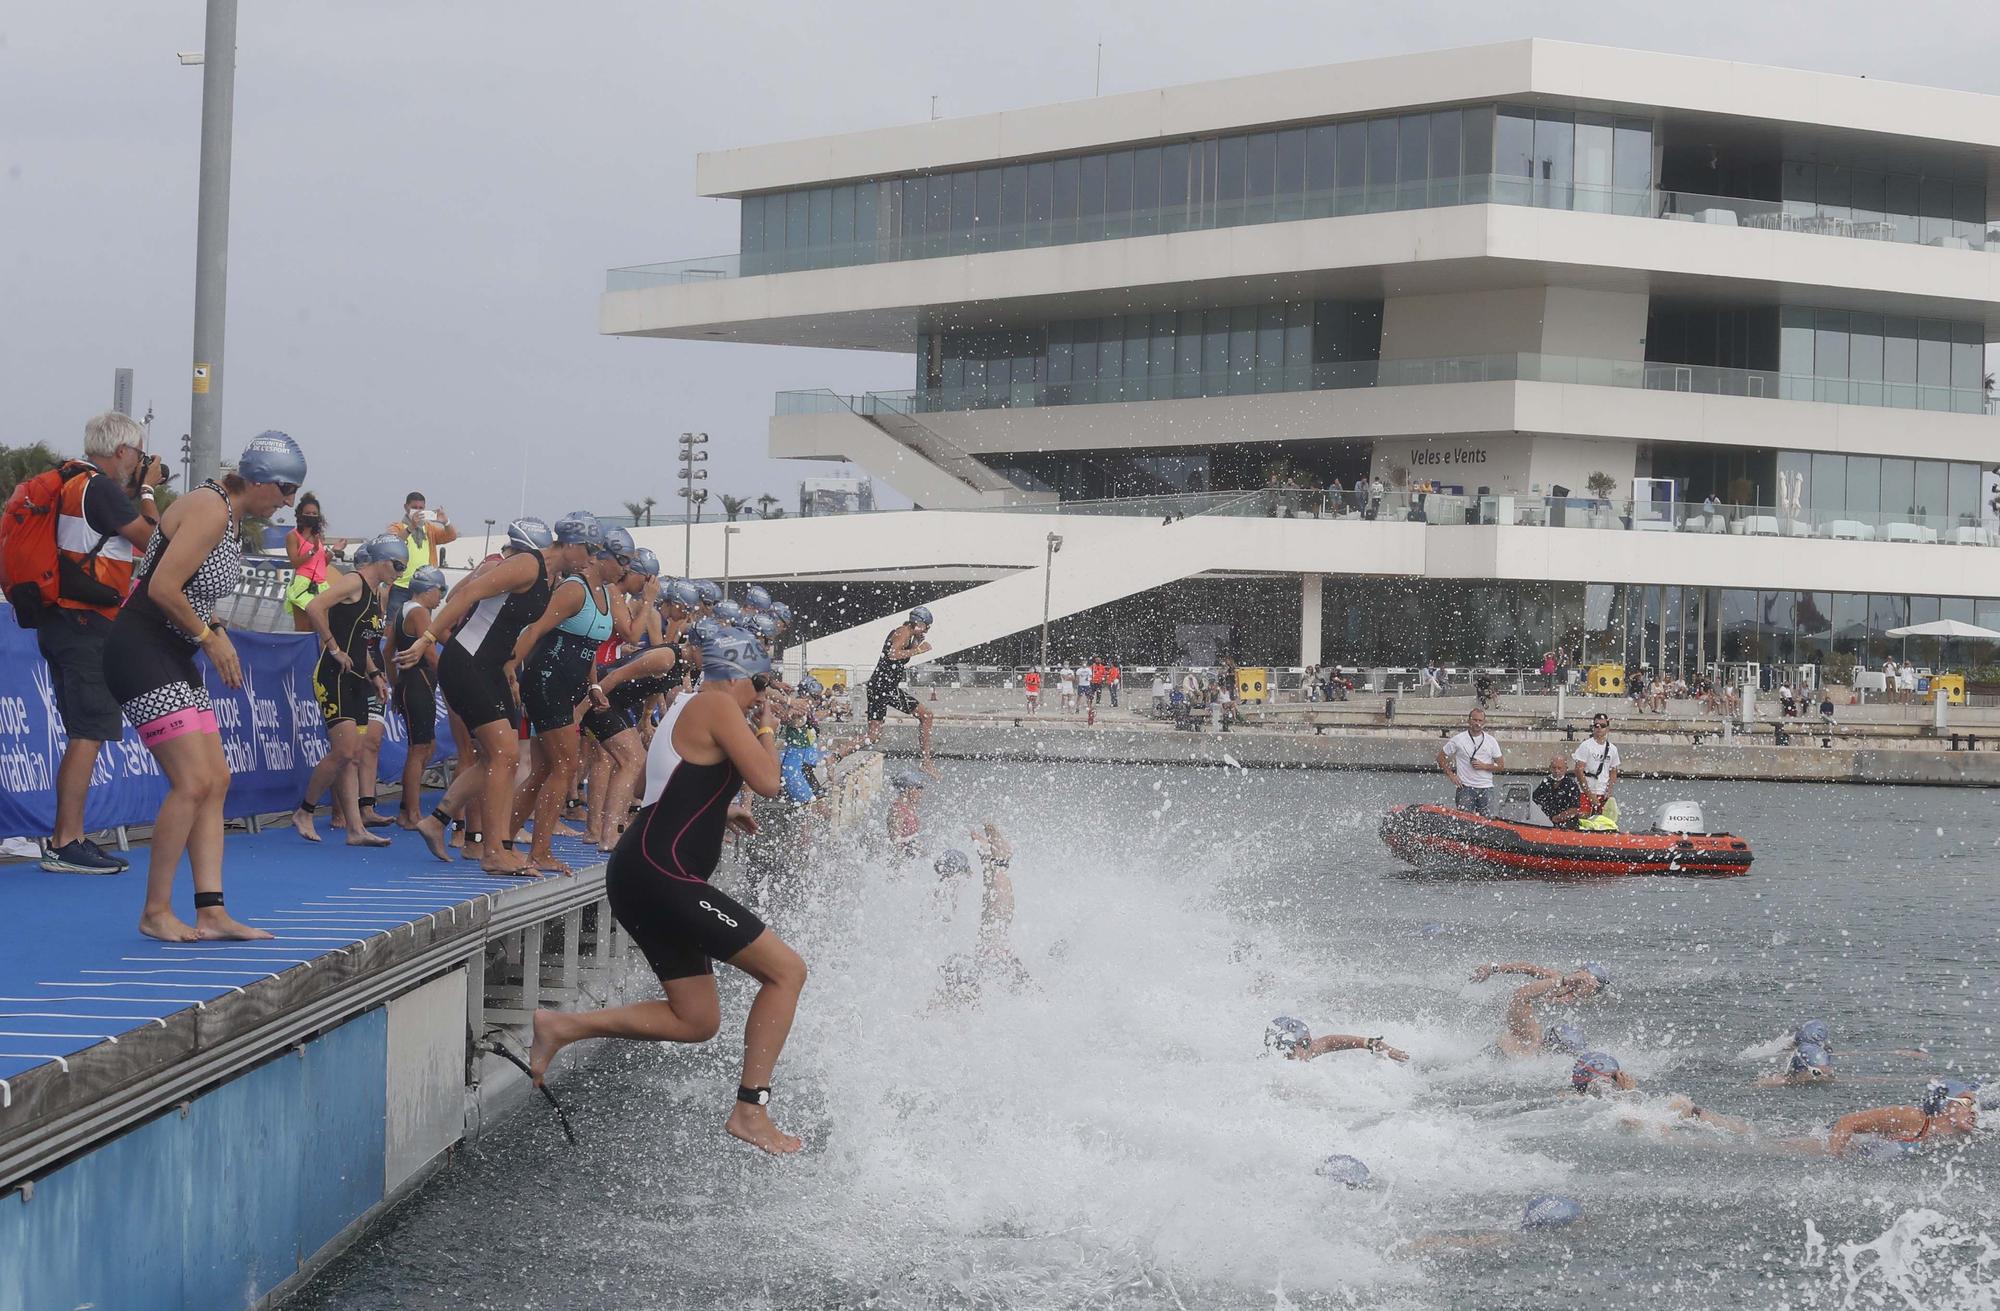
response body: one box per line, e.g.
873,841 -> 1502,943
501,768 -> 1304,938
0,609 -> 455,838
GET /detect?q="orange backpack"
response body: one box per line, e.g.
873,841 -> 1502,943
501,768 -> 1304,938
0,460 -> 94,628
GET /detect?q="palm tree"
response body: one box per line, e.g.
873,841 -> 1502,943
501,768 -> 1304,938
238,514 -> 275,553
720,494 -> 751,522
688,489 -> 709,523
622,498 -> 647,524
756,493 -> 782,520
641,495 -> 656,525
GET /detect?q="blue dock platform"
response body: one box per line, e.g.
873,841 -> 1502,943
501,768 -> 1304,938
0,821 -> 624,1311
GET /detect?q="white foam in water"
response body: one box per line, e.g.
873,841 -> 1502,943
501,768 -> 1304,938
1802,1208 -> 2000,1309
709,800 -> 1567,1306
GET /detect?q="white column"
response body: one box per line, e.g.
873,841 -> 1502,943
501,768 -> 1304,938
1300,573 -> 1323,669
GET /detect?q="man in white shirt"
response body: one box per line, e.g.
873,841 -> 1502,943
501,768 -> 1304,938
1075,661 -> 1094,705
1571,713 -> 1621,822
1437,708 -> 1504,815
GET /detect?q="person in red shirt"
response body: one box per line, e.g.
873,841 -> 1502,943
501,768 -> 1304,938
1023,668 -> 1041,713
1108,664 -> 1122,709
1089,660 -> 1107,705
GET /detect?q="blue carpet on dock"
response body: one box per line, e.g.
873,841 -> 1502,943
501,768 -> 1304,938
0,816 -> 608,1084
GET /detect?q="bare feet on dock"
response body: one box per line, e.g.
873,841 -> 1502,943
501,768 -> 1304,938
481,853 -> 536,877
290,807 -> 321,843
345,830 -> 392,848
531,854 -> 573,876
415,815 -> 455,863
139,910 -> 199,942
553,821 -> 584,838
528,1007 -> 568,1086
725,1103 -> 803,1155
195,908 -> 274,941
397,815 -> 422,831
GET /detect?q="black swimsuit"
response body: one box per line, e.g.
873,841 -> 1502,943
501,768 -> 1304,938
391,600 -> 438,746
605,704 -> 764,980
865,625 -> 918,722
581,648 -> 682,743
435,548 -> 551,731
313,579 -> 382,728
103,480 -> 240,740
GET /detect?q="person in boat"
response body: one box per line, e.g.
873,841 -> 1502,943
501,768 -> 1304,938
1265,1016 -> 1411,1063
1472,960 -> 1609,1057
1436,707 -> 1503,815
1571,713 -> 1621,828
1531,753 -> 1586,827
1795,1079 -> 1981,1158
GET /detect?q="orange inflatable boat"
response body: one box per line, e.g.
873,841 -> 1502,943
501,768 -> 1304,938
1378,803 -> 1754,878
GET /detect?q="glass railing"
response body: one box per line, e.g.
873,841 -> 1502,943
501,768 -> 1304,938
777,355 -> 1992,419
608,174 -> 2000,291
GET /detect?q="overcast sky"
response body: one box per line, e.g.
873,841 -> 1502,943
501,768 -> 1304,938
3,1 -> 1992,532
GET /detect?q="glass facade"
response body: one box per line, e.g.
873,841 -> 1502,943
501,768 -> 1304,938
737,103 -> 1669,273
922,300 -> 1382,408
1650,444 -> 1987,529
1647,301 -> 1988,415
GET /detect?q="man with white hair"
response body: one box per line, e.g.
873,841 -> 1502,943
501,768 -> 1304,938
39,412 -> 162,873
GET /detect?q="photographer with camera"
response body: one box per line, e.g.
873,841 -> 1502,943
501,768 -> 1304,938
36,412 -> 164,872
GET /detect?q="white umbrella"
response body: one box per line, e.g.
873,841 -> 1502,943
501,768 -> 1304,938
1885,619 -> 2000,640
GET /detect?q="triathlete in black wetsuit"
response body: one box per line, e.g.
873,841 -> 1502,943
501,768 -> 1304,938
396,516 -> 595,874
391,565 -> 448,828
291,535 -> 408,846
527,625 -> 806,1156
860,604 -> 937,770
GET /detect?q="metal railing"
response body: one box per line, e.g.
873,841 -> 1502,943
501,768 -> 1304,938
843,355 -> 1991,418
607,174 -> 2000,292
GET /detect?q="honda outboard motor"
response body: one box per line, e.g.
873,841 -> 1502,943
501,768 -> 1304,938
1654,800 -> 1706,834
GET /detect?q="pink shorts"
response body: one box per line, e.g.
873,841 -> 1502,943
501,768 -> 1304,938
135,706 -> 219,747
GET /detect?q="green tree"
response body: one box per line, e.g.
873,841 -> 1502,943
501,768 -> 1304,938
756,493 -> 784,520
0,441 -> 63,492
719,494 -> 751,522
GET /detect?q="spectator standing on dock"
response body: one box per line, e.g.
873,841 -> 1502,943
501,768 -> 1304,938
1076,658 -> 1094,707
1438,707 -> 1503,815
281,493 -> 347,633
34,412 -> 160,874
1023,668 -> 1041,713
1059,664 -> 1077,713
528,627 -> 806,1155
1107,662 -> 1121,708
104,431 -> 305,941
1152,671 -> 1170,713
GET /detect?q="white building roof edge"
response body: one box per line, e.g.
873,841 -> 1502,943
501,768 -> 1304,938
694,39 -> 2000,197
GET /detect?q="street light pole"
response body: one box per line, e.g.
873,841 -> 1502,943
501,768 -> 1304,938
187,0 -> 238,486
482,517 -> 496,553
677,431 -> 708,577
1040,532 -> 1063,668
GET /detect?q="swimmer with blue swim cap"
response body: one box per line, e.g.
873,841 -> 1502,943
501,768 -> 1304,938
1398,1195 -> 1587,1254
1809,1077 -> 1981,1159
1316,1155 -> 1371,1188
1263,1015 -> 1410,1064
1473,959 -> 1609,1058
931,822 -> 1033,1008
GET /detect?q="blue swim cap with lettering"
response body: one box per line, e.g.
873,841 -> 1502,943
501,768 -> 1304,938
693,579 -> 722,605
768,601 -> 793,625
1264,1016 -> 1311,1054
1523,1195 -> 1583,1230
236,430 -> 308,486
553,513 -> 604,548
1794,1020 -> 1831,1051
714,599 -> 744,624
506,517 -> 553,552
909,605 -> 934,626
628,547 -> 660,578
664,579 -> 701,608
746,613 -> 780,641
1571,1051 -> 1620,1091
409,565 -> 447,596
363,534 -> 409,570
598,526 -> 635,559
696,625 -> 772,683
743,584 -> 772,611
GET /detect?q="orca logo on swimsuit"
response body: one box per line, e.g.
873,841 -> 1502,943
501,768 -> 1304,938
699,899 -> 739,929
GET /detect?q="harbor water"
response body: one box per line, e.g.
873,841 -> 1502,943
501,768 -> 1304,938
292,764 -> 2000,1310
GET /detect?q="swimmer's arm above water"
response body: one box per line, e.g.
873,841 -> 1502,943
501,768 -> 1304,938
1825,1106 -> 1926,1157
1299,1034 -> 1410,1063
1470,962 -> 1561,983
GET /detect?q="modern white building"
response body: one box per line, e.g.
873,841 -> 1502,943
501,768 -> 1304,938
604,39 -> 2000,680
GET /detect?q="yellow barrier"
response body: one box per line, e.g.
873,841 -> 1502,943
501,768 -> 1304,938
810,666 -> 850,693
1236,667 -> 1269,704
1585,663 -> 1625,695
1928,674 -> 1966,706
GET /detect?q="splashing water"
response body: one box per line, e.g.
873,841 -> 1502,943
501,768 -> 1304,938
292,764 -> 2000,1310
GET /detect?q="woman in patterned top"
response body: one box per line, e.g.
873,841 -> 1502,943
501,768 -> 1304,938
103,431 -> 305,942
